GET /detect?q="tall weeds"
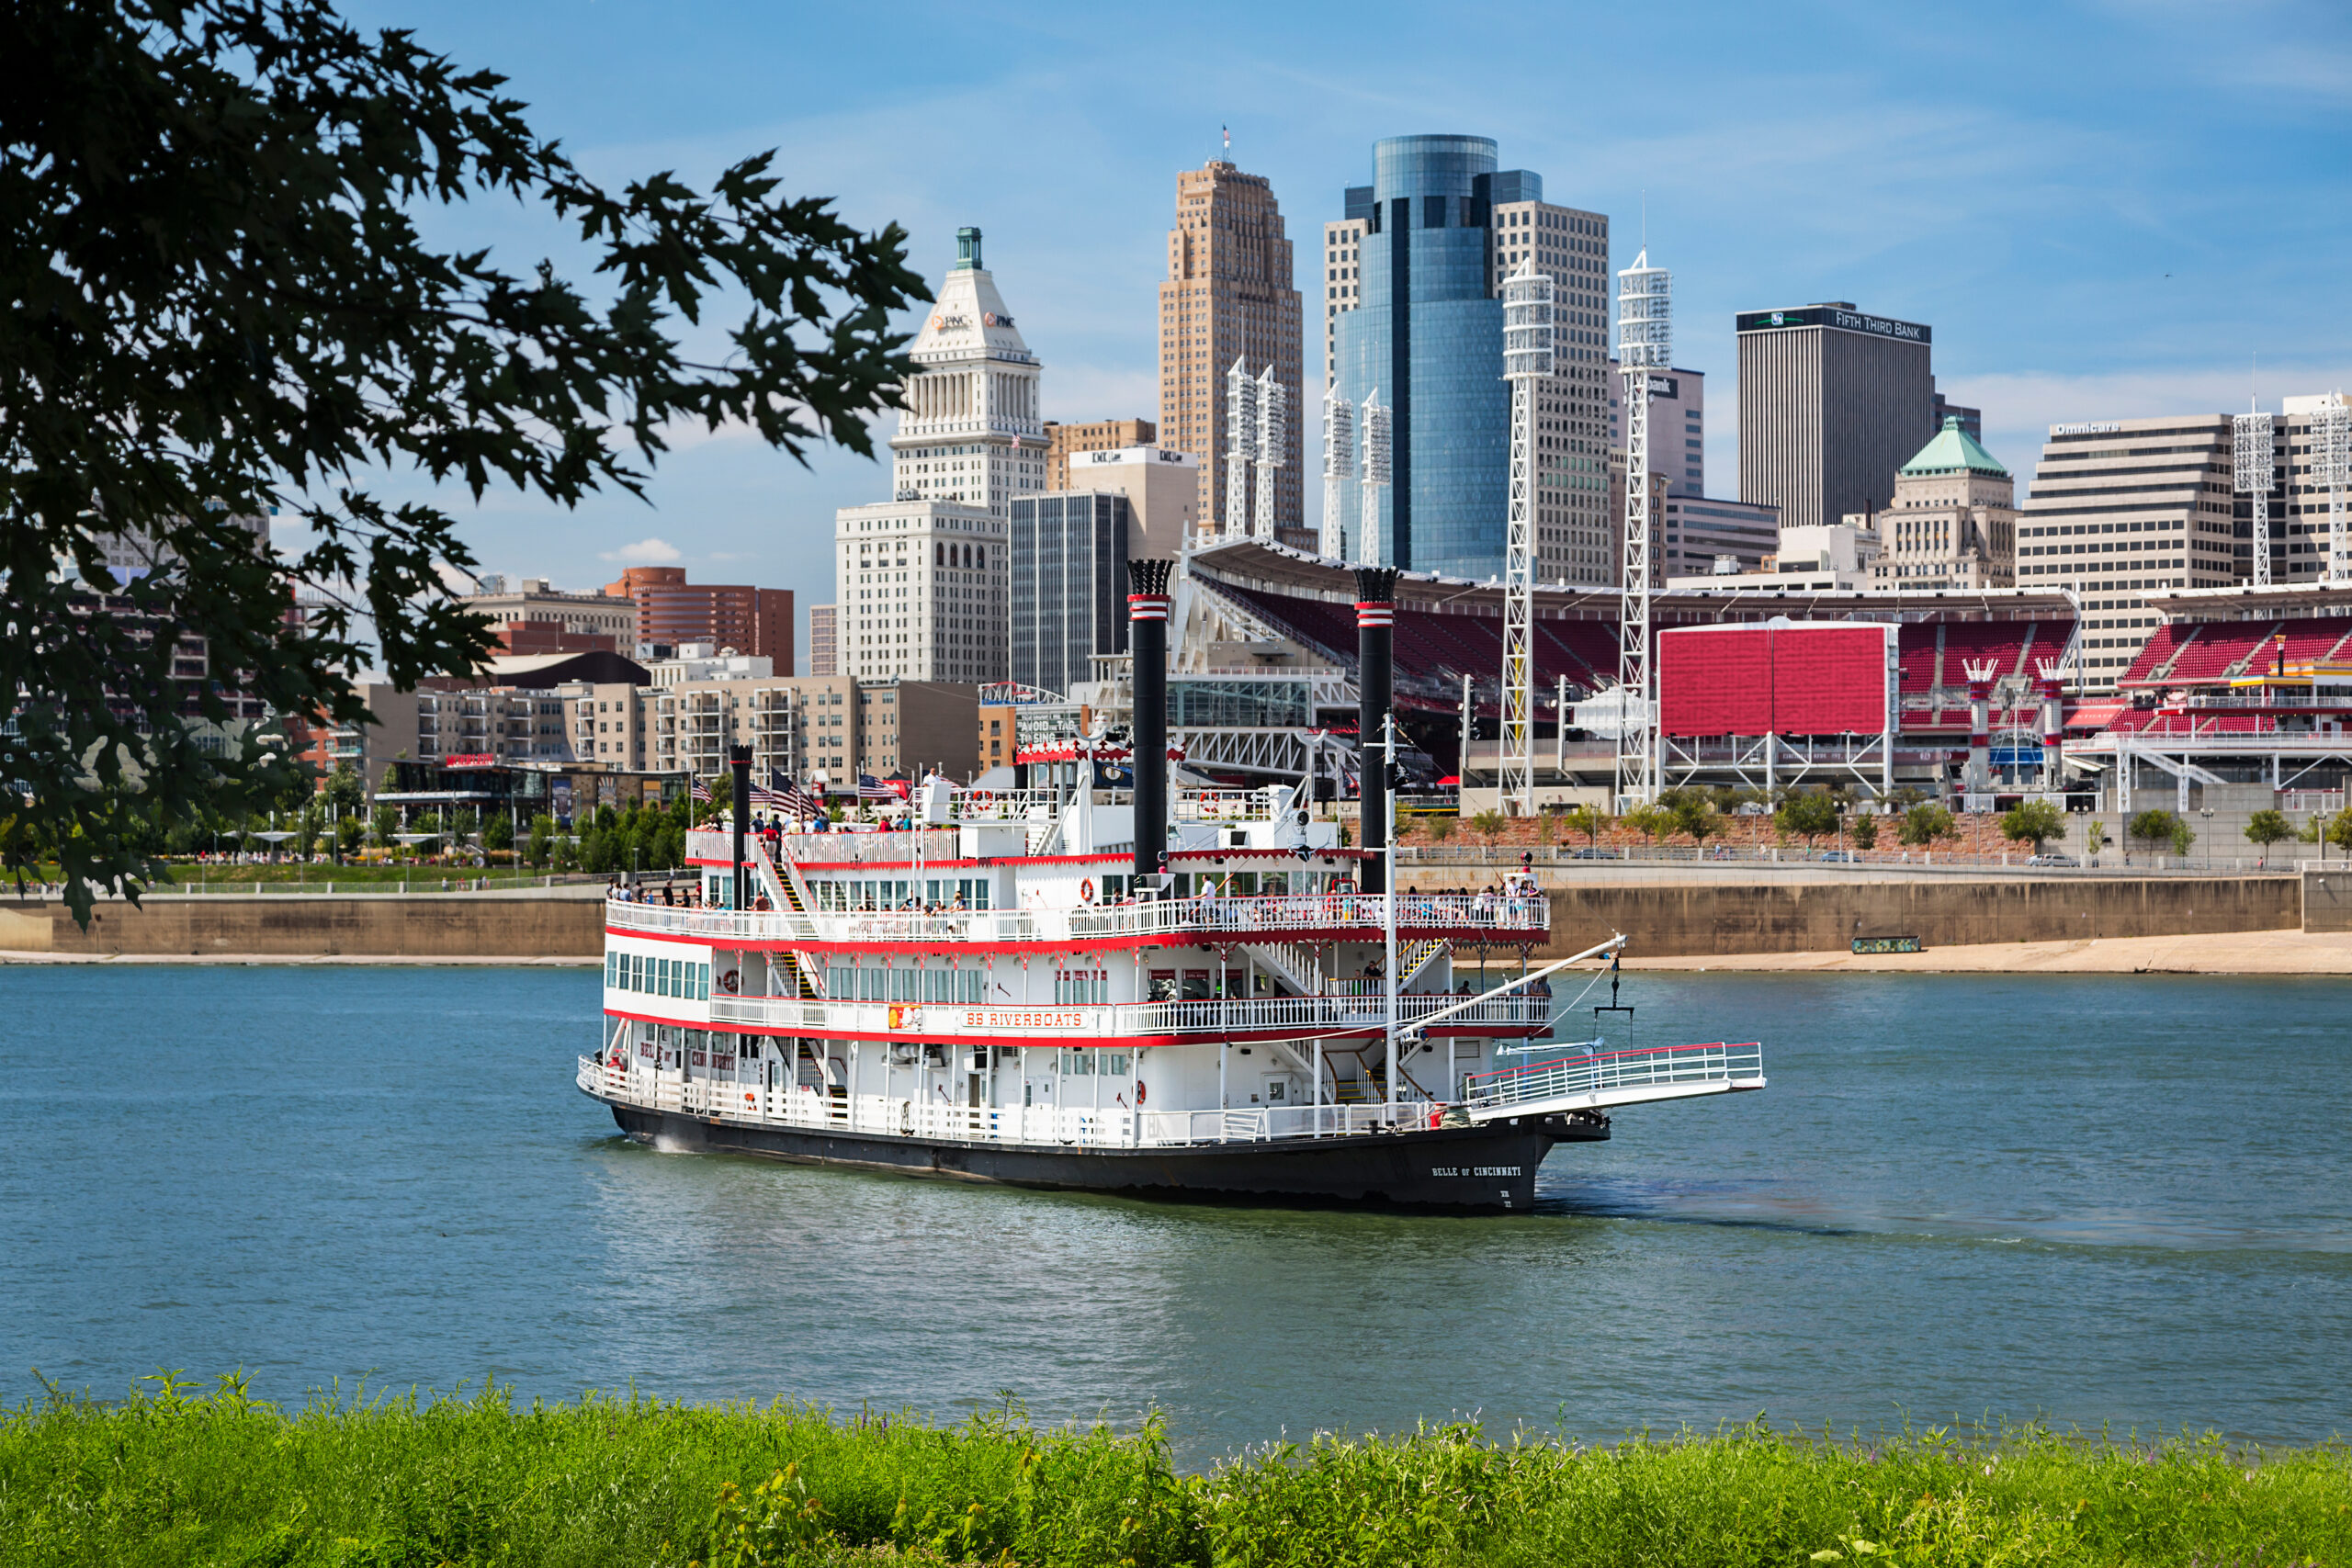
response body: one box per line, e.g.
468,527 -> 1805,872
2,1374 -> 2344,1566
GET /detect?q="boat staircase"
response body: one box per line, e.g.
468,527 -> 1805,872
752,842 -> 826,1000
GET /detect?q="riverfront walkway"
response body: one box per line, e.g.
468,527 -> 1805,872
1623,929 -> 2352,975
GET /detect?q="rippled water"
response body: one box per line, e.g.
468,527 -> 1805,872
3,964 -> 2346,1463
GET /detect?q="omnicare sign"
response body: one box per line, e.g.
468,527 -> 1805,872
1736,307 -> 1930,344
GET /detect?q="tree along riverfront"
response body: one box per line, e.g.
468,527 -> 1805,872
5,1378 -> 2345,1566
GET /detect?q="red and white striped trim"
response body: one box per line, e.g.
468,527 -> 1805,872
1355,601 -> 1396,627
1128,593 -> 1171,622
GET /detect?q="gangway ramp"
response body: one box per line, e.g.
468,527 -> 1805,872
1462,1042 -> 1764,1122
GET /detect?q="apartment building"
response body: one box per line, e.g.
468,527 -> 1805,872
601,566 -> 793,671
1046,419 -> 1155,491
1160,159 -> 1304,536
833,500 -> 1007,682
856,681 -> 984,781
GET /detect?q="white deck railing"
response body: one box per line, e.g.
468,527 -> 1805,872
605,890 -> 1548,947
1462,1041 -> 1764,1115
700,989 -> 1554,1039
579,1056 -> 1437,1150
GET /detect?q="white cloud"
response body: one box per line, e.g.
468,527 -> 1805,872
599,536 -> 683,564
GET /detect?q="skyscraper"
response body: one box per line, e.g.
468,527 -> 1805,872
1324,136 -> 1613,581
888,227 -> 1046,518
1735,301 -> 1935,534
1159,160 -> 1303,538
1008,491 -> 1133,696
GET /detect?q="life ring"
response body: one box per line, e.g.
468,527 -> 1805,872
969,789 -> 995,810
719,969 -> 740,994
1079,877 -> 1095,903
1136,1080 -> 1147,1106
744,1092 -> 755,1105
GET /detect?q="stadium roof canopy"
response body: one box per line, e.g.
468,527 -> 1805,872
1183,536 -> 2075,624
2144,581 -> 2352,623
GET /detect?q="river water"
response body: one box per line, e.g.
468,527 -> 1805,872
4,964 -> 2346,1462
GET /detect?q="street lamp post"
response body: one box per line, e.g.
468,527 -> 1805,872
2201,807 -> 2213,870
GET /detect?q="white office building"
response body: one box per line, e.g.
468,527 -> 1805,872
834,501 -> 1007,683
888,227 -> 1046,517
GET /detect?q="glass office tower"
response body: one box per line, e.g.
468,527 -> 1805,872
1009,491 -> 1132,697
1330,135 -> 1521,578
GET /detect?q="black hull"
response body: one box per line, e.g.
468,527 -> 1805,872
595,1097 -> 1607,1211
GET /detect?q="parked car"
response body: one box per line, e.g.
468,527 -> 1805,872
2027,852 -> 2080,867
1818,850 -> 1860,863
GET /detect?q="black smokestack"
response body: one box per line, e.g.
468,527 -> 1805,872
729,742 -> 752,909
1127,559 -> 1173,885
1355,566 -> 1399,895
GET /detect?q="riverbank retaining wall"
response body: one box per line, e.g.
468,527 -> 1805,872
0,895 -> 605,958
1396,871 -> 2301,958
2304,869 -> 2352,934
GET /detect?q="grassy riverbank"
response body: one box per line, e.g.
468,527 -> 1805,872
4,1380 -> 2345,1566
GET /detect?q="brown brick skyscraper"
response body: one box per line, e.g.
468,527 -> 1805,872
1159,160 -> 1303,538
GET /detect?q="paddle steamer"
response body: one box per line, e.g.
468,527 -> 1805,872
577,563 -> 1763,1210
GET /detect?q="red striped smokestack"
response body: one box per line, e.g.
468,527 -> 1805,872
1128,559 -> 1173,884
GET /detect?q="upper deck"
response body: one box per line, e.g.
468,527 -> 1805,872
607,886 -> 1549,950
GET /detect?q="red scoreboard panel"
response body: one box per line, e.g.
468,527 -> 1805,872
1657,621 -> 1896,738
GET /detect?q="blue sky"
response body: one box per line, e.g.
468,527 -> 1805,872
335,0 -> 2351,649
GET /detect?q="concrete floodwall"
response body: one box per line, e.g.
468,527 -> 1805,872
2305,869 -> 2352,934
6,895 -> 605,959
1394,873 -> 2299,960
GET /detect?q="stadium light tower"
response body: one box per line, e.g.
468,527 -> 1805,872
2234,400 -> 2276,588
1615,249 -> 1671,807
1360,389 -> 1392,567
1226,357 -> 1259,537
1254,366 -> 1286,541
1499,259 -> 1555,817
1321,382 -> 1355,559
2314,390 -> 2350,584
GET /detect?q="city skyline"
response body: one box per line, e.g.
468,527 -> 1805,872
327,0 -> 2352,649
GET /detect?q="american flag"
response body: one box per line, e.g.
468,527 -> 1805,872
690,777 -> 712,803
857,773 -> 903,802
768,772 -> 826,818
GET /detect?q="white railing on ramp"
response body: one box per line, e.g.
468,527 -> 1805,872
1462,1041 -> 1764,1121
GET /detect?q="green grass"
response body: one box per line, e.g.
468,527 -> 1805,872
4,1377 -> 2346,1566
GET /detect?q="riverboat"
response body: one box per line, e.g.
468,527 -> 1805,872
576,562 -> 1765,1211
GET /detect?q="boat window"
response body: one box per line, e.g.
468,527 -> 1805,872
1182,970 -> 1212,1000
957,969 -> 987,1003
889,968 -> 919,1002
1106,1052 -> 1130,1076
858,966 -> 885,1001
827,964 -> 855,998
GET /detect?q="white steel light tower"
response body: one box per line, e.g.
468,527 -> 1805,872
1225,357 -> 1258,536
1321,382 -> 1354,559
2314,391 -> 2351,584
1254,366 -> 1286,541
1360,389 -> 1392,566
2234,402 -> 2276,588
1499,259 -> 1555,816
1614,249 -> 1671,807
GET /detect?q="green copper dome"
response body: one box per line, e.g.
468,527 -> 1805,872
1900,415 -> 2007,478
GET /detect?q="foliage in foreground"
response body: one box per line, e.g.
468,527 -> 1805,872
4,1377 -> 2348,1567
